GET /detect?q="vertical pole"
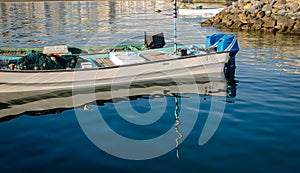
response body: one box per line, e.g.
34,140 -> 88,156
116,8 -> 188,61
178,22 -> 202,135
173,0 -> 177,54
144,32 -> 147,48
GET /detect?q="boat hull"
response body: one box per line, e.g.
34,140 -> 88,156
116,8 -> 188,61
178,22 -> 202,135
0,52 -> 228,93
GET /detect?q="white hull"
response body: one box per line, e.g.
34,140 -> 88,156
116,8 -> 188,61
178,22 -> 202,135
178,7 -> 224,17
0,52 -> 228,93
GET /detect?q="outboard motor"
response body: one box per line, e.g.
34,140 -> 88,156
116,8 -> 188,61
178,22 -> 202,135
206,33 -> 239,82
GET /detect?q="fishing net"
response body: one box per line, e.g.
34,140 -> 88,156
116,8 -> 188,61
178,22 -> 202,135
12,51 -> 79,70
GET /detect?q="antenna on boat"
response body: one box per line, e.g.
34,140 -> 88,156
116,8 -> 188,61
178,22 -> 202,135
173,0 -> 178,54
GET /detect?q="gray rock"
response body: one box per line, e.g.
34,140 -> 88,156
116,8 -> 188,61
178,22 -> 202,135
248,1 -> 263,13
291,20 -> 300,34
251,19 -> 263,30
265,10 -> 272,17
257,11 -> 265,18
263,18 -> 276,28
262,4 -> 272,12
286,2 -> 300,13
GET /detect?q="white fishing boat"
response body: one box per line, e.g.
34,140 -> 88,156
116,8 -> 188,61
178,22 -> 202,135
0,1 -> 238,94
0,47 -> 228,93
178,7 -> 224,17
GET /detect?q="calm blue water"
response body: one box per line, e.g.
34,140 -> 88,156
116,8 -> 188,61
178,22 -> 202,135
1,1 -> 300,173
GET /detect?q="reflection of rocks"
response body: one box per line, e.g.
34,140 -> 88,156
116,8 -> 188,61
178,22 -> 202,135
25,39 -> 44,44
233,30 -> 300,75
0,31 -> 12,37
201,0 -> 300,35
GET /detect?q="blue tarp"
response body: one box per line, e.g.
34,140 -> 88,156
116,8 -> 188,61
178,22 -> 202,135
206,33 -> 239,57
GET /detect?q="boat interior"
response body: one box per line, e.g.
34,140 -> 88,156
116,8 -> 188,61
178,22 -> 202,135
0,44 -> 208,70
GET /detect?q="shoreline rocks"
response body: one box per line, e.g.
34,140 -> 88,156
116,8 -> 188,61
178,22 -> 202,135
201,0 -> 300,35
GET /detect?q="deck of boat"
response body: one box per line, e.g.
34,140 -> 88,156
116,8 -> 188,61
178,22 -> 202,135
93,58 -> 115,67
91,51 -> 174,67
139,51 -> 174,61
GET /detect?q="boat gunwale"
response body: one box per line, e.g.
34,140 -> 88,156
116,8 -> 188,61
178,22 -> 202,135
0,51 -> 229,73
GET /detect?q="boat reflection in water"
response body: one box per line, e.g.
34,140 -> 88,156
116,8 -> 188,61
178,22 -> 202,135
0,77 -> 237,158
0,78 -> 234,121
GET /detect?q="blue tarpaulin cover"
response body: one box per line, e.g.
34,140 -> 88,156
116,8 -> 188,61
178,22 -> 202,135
206,33 -> 239,57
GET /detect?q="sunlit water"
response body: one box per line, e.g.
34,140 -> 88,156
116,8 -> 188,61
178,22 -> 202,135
1,1 -> 300,173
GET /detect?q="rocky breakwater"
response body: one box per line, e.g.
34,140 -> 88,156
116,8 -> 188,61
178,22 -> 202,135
201,0 -> 300,34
